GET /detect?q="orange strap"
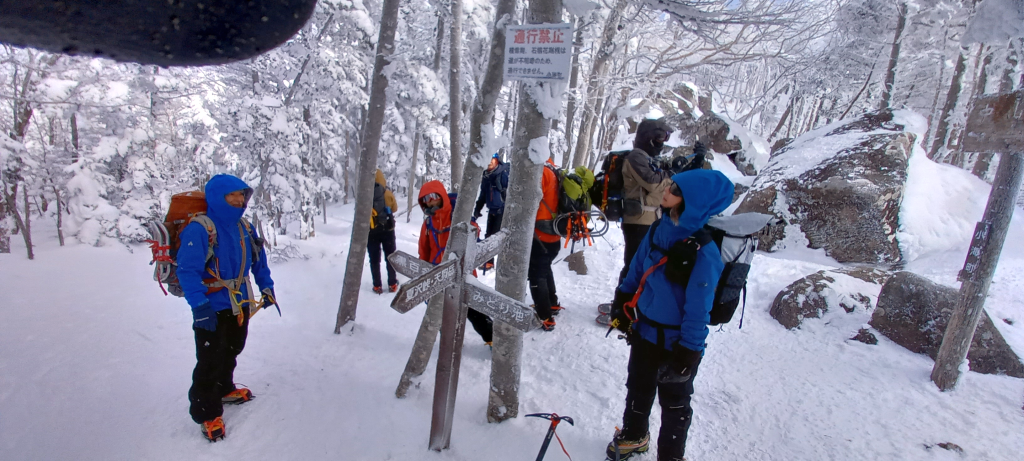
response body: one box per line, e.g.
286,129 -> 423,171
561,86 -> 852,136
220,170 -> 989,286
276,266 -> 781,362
624,256 -> 668,322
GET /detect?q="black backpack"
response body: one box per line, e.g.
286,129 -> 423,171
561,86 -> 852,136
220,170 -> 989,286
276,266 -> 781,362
370,183 -> 395,232
647,212 -> 775,326
589,150 -> 629,222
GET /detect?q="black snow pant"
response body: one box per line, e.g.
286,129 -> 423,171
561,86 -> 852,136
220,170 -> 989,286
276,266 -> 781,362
620,338 -> 701,461
189,306 -> 249,424
618,223 -> 652,285
528,238 -> 561,321
484,210 -> 504,238
367,230 -> 398,288
466,309 -> 494,343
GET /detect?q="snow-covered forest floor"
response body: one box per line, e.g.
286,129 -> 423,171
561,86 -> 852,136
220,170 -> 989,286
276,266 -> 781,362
2,149 -> 1023,461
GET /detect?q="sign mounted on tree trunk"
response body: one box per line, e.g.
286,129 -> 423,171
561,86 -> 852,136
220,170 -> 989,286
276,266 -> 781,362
503,23 -> 572,81
962,90 -> 1024,153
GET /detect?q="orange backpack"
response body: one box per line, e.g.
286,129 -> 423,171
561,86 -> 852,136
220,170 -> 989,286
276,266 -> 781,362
146,191 -> 218,296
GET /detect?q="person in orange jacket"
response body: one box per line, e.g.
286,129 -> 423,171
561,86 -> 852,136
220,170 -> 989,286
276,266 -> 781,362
530,160 -> 563,331
417,180 -> 494,344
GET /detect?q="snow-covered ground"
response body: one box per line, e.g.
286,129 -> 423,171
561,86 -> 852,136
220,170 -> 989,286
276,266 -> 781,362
2,160 -> 1023,460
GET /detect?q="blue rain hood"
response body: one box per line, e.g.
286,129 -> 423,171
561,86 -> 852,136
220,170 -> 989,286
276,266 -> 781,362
650,169 -> 734,249
204,174 -> 252,229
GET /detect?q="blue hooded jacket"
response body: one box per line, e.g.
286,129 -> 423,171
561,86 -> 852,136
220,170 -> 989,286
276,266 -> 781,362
618,169 -> 734,352
176,174 -> 273,312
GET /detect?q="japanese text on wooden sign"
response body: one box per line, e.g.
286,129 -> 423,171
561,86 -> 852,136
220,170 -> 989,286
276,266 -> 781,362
958,221 -> 991,282
504,23 -> 572,82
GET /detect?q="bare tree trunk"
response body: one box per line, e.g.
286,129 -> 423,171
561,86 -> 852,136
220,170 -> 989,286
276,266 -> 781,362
929,49 -> 969,160
967,50 -> 995,178
407,132 -> 420,223
433,12 -> 446,72
770,96 -> 795,141
54,186 -> 64,246
488,0 -> 563,424
879,2 -> 908,111
334,0 -> 402,332
448,0 -> 465,190
562,19 -> 584,166
572,0 -> 628,168
2,185 -> 32,260
932,152 -> 1023,390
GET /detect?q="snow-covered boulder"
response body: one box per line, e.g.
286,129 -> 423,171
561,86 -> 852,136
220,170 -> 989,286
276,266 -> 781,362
770,267 -> 890,329
871,272 -> 1024,378
695,113 -> 767,176
735,110 -> 915,265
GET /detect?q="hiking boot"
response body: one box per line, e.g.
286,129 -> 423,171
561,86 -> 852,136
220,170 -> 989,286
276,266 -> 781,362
550,305 -> 564,316
389,283 -> 398,293
372,286 -> 384,294
200,417 -> 226,442
541,318 -> 556,332
605,431 -> 650,460
222,387 -> 253,404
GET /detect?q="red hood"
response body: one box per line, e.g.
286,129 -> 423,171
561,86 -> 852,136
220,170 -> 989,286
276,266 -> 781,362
418,180 -> 451,212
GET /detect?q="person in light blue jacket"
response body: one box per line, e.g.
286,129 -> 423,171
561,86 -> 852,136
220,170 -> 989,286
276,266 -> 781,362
176,174 -> 275,441
605,169 -> 733,461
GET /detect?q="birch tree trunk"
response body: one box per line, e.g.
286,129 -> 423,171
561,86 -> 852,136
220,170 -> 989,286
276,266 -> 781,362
562,19 -> 584,166
488,0 -> 563,423
54,186 -> 64,246
334,0 -> 402,332
407,132 -> 420,223
878,3 -> 908,111
572,0 -> 627,168
929,49 -> 969,161
448,0 -> 465,190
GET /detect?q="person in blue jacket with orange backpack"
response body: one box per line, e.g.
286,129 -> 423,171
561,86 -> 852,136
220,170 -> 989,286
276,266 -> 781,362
176,174 -> 276,442
605,169 -> 733,461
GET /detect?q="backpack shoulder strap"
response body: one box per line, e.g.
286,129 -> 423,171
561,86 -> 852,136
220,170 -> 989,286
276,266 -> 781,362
188,214 -> 217,262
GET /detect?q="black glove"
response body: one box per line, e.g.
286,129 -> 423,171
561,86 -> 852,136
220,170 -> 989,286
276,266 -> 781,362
608,289 -> 636,334
669,155 -> 688,174
683,141 -> 707,172
261,288 -> 281,316
659,343 -> 702,383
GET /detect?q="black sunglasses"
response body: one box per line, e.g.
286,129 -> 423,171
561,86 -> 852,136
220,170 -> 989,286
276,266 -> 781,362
669,183 -> 683,198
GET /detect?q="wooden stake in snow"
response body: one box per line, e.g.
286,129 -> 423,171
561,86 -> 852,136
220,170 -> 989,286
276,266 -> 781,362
386,227 -> 539,450
931,90 -> 1024,391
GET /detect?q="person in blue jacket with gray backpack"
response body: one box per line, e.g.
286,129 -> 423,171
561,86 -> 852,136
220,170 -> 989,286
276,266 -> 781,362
176,174 -> 276,442
605,169 -> 733,461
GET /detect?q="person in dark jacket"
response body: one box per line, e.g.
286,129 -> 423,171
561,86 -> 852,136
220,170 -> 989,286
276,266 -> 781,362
417,180 -> 494,345
368,169 -> 399,294
605,169 -> 733,461
176,174 -> 276,442
474,154 -> 510,271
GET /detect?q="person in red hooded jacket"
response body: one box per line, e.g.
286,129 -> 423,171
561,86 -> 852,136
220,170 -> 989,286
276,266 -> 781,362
530,160 -> 563,331
417,180 -> 494,345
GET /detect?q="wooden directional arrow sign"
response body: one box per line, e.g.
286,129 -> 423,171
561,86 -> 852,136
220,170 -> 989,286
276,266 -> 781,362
963,90 -> 1024,153
390,258 -> 459,313
464,278 -> 540,332
389,250 -> 433,278
470,229 -> 508,269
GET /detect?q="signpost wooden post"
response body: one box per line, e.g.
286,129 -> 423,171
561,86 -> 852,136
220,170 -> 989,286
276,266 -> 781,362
387,225 -> 540,450
931,90 -> 1024,391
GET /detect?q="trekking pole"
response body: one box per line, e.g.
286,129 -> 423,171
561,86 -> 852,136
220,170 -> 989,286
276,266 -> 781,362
526,413 -> 574,461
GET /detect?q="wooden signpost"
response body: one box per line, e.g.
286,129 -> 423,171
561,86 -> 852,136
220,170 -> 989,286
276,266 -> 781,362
932,90 -> 1024,391
387,225 -> 540,450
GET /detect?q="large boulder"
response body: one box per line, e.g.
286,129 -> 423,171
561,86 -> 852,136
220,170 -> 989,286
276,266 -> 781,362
734,110 -> 913,265
695,113 -> 763,176
871,272 -> 1024,377
770,267 -> 890,329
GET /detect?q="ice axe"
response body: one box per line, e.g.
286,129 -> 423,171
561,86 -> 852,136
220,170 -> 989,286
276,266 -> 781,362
526,413 -> 574,461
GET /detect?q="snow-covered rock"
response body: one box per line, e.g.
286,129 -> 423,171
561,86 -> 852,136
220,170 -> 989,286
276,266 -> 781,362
872,271 -> 1024,378
770,267 -> 889,330
735,110 -> 914,265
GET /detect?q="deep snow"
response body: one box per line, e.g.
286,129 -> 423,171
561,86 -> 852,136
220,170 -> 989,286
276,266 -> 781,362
2,163 -> 1023,460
